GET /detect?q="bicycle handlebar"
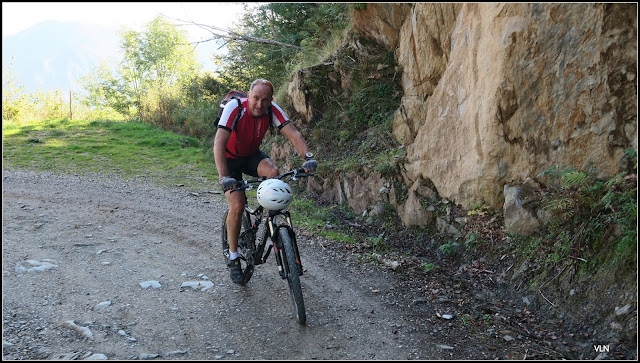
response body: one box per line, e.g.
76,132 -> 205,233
229,168 -> 314,193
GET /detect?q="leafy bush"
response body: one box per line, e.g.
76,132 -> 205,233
3,62 -> 71,123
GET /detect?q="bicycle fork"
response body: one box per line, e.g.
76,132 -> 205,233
268,214 -> 303,279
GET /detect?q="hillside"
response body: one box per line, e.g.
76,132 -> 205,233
266,3 -> 637,357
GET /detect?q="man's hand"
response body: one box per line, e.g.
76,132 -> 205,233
220,176 -> 237,192
302,158 -> 317,172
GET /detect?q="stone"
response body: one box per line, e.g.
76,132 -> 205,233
615,304 -> 632,316
180,281 -> 214,292
503,185 -> 539,235
139,280 -> 161,289
400,191 -> 434,227
83,353 -> 108,360
436,344 -> 454,350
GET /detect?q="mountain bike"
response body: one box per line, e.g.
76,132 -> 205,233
220,168 -> 313,325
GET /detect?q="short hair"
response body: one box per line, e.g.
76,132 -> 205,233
250,79 -> 274,97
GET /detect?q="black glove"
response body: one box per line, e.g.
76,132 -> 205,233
302,158 -> 317,172
220,176 -> 237,192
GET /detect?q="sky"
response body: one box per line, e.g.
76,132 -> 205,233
2,2 -> 250,42
2,2 -> 259,91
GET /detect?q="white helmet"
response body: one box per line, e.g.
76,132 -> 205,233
257,179 -> 293,210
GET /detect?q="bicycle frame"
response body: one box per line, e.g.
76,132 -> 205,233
242,192 -> 303,278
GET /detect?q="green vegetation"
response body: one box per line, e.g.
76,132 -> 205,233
4,5 -> 352,140
80,17 -> 203,128
288,196 -> 356,244
369,232 -> 390,253
421,262 -> 439,273
439,241 -> 461,256
215,3 -> 351,93
3,60 -> 117,124
2,118 -> 216,189
505,151 -> 637,284
459,314 -> 471,327
264,31 -> 404,181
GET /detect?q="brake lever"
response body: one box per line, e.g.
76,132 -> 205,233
229,182 -> 252,194
291,172 -> 315,181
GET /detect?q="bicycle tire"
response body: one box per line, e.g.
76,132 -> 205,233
221,210 -> 255,285
278,228 -> 306,325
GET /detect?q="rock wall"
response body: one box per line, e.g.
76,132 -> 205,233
352,3 -> 637,210
284,3 -> 637,230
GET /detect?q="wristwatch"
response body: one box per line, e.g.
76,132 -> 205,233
304,152 -> 314,160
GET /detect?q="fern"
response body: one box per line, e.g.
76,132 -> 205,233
601,172 -> 626,209
536,161 -> 637,273
561,170 -> 590,189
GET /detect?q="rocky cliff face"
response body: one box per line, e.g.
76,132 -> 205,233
287,3 -> 637,230
357,3 -> 636,207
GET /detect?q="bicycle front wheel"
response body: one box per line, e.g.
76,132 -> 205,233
278,228 -> 306,325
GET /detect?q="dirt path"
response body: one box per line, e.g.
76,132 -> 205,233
2,169 -> 632,360
2,169 -> 447,360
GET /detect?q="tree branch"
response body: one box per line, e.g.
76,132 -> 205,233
163,15 -> 303,50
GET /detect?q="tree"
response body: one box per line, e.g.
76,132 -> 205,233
81,16 -> 200,120
119,16 -> 200,120
212,3 -> 350,91
77,61 -> 130,117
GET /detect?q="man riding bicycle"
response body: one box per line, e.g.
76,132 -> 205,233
213,78 -> 317,284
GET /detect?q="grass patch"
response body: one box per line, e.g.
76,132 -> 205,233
2,118 -> 218,189
289,195 -> 356,244
421,262 -> 439,273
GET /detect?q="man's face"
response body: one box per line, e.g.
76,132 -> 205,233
248,84 -> 273,117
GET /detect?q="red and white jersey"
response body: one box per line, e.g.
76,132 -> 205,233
217,98 -> 290,159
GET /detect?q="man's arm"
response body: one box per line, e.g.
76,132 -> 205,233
279,123 -> 310,159
213,128 -> 232,178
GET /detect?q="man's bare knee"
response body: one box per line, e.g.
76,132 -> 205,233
228,204 -> 244,216
266,168 -> 279,178
258,159 -> 279,178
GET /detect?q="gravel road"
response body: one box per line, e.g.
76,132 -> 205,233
2,169 -> 453,360
4,168 -> 633,360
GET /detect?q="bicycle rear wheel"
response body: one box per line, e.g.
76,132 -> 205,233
278,228 -> 306,325
221,210 -> 255,284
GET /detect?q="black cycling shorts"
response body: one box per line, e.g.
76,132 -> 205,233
226,150 -> 270,181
